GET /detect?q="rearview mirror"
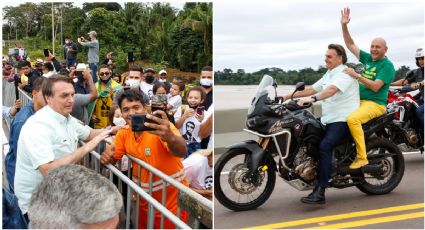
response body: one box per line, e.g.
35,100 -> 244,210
291,82 -> 305,101
295,82 -> 305,91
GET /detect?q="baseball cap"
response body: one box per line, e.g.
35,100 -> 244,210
87,31 -> 97,36
35,59 -> 44,64
159,69 -> 167,75
144,68 -> 155,73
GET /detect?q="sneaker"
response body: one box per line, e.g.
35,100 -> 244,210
349,159 -> 369,169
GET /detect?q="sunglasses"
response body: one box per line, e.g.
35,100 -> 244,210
99,72 -> 111,77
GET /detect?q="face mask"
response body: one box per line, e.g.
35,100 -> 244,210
200,78 -> 213,88
126,79 -> 140,88
113,117 -> 126,127
188,103 -> 199,109
100,78 -> 110,84
159,79 -> 166,83
145,75 -> 154,84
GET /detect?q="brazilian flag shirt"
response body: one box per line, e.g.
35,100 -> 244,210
359,50 -> 395,105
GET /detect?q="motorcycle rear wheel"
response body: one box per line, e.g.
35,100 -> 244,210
214,148 -> 276,211
354,138 -> 405,195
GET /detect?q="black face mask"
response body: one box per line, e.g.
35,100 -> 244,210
100,78 -> 110,84
188,104 -> 198,109
145,75 -> 154,84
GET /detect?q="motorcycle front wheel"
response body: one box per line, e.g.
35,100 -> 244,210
354,138 -> 405,195
214,148 -> 276,211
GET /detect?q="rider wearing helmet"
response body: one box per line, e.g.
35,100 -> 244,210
390,48 -> 424,129
391,48 -> 424,91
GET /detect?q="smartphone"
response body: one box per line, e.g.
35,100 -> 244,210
127,51 -> 134,62
131,114 -> 161,132
196,106 -> 205,115
43,48 -> 49,57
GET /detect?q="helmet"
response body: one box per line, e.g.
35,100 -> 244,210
415,48 -> 424,58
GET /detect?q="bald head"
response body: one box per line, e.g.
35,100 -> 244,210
370,37 -> 388,61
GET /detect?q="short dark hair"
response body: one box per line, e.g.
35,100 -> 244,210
185,86 -> 206,102
128,64 -> 143,73
328,44 -> 347,64
201,66 -> 213,72
98,64 -> 110,71
18,60 -> 31,69
153,83 -> 166,95
118,89 -> 146,109
42,75 -> 75,101
32,77 -> 47,92
172,82 -> 185,92
43,62 -> 54,71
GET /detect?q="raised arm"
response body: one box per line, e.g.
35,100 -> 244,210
341,7 -> 360,60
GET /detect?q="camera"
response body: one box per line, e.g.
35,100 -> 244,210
131,114 -> 161,132
151,95 -> 167,112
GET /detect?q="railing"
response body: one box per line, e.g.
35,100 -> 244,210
2,79 -> 212,229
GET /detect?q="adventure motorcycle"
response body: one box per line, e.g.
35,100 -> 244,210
214,75 -> 405,211
384,85 -> 424,153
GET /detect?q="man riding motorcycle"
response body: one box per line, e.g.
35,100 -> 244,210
391,48 -> 424,128
283,44 -> 359,204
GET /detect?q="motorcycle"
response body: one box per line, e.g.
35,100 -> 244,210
384,84 -> 424,153
214,75 -> 405,211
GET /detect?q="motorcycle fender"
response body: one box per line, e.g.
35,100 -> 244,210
227,140 -> 273,172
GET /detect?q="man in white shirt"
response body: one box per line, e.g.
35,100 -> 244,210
14,75 -> 111,219
283,44 -> 360,204
140,67 -> 155,103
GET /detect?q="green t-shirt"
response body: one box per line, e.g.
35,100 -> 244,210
359,50 -> 396,105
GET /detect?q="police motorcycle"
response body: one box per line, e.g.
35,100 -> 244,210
214,75 -> 405,211
385,81 -> 423,153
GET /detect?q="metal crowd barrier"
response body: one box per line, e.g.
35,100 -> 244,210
3,80 -> 212,229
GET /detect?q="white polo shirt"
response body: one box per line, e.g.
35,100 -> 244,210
14,105 -> 90,214
312,64 -> 360,125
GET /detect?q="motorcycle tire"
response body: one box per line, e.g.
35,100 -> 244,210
214,148 -> 276,211
354,138 -> 405,195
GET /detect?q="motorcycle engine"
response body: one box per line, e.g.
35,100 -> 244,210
293,145 -> 317,182
405,128 -> 419,145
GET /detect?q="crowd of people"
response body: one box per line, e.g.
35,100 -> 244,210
2,29 -> 213,229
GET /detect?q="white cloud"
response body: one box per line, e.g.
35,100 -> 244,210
214,1 -> 425,72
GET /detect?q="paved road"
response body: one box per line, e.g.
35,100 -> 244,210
214,153 -> 424,229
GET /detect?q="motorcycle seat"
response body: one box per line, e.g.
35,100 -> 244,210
362,112 -> 395,137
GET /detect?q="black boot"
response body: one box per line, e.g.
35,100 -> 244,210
301,186 -> 326,204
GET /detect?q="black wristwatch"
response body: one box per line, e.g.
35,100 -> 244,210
311,95 -> 318,102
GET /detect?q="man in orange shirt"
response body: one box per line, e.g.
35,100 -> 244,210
100,90 -> 188,228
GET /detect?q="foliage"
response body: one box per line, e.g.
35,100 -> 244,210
2,2 -> 212,74
216,64 -> 413,85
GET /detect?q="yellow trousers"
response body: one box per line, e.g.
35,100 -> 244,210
347,100 -> 386,160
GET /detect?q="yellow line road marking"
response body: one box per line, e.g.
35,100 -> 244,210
244,203 -> 424,229
309,211 -> 424,229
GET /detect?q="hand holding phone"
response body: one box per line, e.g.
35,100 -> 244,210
127,51 -> 134,62
131,114 -> 161,132
43,48 -> 50,57
196,106 -> 205,115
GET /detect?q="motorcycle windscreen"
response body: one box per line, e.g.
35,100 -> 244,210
248,75 -> 275,115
